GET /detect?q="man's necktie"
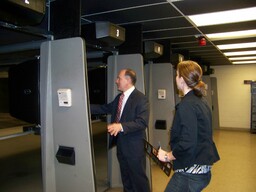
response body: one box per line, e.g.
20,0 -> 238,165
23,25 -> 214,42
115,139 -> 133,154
109,93 -> 124,148
115,93 -> 124,122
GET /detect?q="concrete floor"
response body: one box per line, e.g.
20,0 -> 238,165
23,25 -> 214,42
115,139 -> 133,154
1,114 -> 256,192
151,130 -> 256,192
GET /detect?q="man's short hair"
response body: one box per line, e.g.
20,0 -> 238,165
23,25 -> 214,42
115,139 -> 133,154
125,69 -> 137,85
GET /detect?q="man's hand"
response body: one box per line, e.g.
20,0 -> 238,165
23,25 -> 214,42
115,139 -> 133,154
107,123 -> 122,136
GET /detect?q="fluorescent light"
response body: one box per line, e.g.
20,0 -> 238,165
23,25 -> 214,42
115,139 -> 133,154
224,50 -> 256,56
188,7 -> 256,27
206,29 -> 256,41
232,60 -> 256,64
229,56 -> 256,61
166,0 -> 183,2
217,42 -> 256,50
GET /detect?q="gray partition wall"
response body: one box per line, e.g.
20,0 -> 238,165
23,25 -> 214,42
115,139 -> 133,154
107,54 -> 152,189
144,63 -> 176,151
211,77 -> 220,129
202,76 -> 213,110
40,37 -> 96,192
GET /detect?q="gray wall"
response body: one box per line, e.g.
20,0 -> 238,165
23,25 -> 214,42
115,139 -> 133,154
40,37 -> 96,192
211,77 -> 220,129
144,63 -> 176,151
202,75 -> 213,110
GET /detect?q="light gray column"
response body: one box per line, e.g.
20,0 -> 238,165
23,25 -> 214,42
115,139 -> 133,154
144,63 -> 176,150
40,37 -> 96,192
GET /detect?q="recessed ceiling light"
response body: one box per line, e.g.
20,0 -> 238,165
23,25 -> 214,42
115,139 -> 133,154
224,50 -> 256,56
229,56 -> 256,61
166,0 -> 183,2
188,7 -> 256,27
206,29 -> 256,41
217,42 -> 256,50
232,60 -> 256,64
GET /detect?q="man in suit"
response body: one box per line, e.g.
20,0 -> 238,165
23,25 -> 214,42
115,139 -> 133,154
90,68 -> 150,192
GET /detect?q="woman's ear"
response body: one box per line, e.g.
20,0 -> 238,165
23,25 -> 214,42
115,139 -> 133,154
180,76 -> 185,84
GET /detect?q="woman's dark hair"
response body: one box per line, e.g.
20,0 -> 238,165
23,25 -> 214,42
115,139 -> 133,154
125,68 -> 137,85
177,60 -> 206,97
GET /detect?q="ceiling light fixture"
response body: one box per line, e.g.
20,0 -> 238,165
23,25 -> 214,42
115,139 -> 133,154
188,7 -> 256,27
229,56 -> 256,61
217,42 -> 256,50
232,60 -> 256,64
166,0 -> 183,2
206,29 -> 256,41
224,50 -> 256,56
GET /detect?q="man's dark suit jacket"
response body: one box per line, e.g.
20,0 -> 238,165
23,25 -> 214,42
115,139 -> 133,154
90,88 -> 149,156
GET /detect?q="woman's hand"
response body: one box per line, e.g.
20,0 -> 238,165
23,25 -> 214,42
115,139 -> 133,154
157,148 -> 168,162
157,148 -> 176,162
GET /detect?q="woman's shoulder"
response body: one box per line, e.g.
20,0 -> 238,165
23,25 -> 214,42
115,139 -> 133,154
178,93 -> 200,111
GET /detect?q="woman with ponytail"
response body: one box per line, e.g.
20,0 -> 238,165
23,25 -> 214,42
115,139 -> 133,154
157,60 -> 220,192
